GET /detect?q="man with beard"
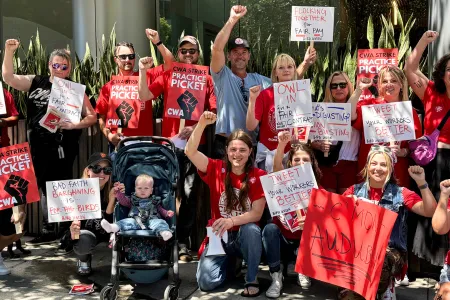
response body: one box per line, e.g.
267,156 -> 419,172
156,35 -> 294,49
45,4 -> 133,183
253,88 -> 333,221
139,35 -> 216,261
96,29 -> 174,156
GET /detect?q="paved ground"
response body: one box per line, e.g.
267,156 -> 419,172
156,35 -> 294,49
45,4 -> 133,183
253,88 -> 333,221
0,236 -> 440,299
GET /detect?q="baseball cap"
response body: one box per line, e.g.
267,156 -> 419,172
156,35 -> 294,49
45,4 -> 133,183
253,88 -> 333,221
87,152 -> 112,167
228,37 -> 250,51
178,35 -> 199,48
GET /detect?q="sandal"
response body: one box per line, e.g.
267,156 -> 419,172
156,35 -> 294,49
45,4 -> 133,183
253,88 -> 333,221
240,282 -> 261,298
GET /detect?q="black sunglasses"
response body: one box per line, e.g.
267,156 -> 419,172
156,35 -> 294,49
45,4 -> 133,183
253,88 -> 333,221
330,82 -> 348,89
116,54 -> 136,60
89,165 -> 113,175
179,49 -> 198,55
240,78 -> 248,103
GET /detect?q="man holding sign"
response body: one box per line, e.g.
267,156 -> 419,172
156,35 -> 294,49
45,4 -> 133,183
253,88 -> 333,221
2,41 -> 97,245
139,35 -> 216,261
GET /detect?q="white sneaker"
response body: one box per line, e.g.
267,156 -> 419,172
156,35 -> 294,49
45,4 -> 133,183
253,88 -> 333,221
297,273 -> 311,288
0,256 -> 11,275
395,274 -> 409,286
266,265 -> 283,298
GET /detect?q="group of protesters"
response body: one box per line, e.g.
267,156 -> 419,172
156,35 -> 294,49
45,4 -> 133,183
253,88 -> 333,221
1,4 -> 450,300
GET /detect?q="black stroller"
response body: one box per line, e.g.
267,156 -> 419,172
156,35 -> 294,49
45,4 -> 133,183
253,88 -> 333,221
100,136 -> 180,300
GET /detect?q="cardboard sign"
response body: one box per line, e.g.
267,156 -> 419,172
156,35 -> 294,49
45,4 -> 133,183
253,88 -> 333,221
274,80 -> 313,130
0,82 -> 7,115
310,103 -> 351,141
357,49 -> 399,100
290,6 -> 335,42
293,127 -> 310,143
47,77 -> 85,124
0,143 -> 40,210
260,163 -> 318,217
106,76 -> 141,129
46,178 -> 101,222
296,189 -> 397,300
362,101 -> 415,143
165,62 -> 208,121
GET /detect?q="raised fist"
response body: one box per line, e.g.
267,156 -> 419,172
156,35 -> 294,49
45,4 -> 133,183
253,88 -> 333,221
5,39 -> 20,52
249,85 -> 261,102
421,30 -> 439,44
358,77 -> 373,90
139,57 -> 154,70
4,175 -> 29,205
230,5 -> 247,21
199,111 -> 217,126
177,90 -> 199,120
115,101 -> 135,128
145,29 -> 161,45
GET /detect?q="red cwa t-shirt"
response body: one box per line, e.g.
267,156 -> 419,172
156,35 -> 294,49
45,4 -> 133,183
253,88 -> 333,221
198,158 -> 266,231
422,80 -> 450,144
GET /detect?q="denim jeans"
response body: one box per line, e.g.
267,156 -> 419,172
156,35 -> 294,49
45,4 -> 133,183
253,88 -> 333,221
196,223 -> 262,291
262,223 -> 300,272
116,218 -> 169,234
440,264 -> 450,284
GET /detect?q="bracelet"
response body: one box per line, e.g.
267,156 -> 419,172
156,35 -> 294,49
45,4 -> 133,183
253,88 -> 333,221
230,218 -> 235,227
155,40 -> 163,46
418,183 -> 429,190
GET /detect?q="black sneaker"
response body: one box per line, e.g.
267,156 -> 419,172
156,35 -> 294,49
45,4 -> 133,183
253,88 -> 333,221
77,255 -> 92,276
26,234 -> 57,246
179,244 -> 192,262
54,242 -> 74,256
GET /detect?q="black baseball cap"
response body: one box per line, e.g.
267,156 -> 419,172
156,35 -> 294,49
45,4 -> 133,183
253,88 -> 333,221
87,152 -> 112,167
228,37 -> 250,51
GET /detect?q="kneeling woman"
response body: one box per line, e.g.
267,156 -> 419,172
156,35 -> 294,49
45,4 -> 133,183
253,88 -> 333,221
185,111 -> 267,297
339,145 -> 437,299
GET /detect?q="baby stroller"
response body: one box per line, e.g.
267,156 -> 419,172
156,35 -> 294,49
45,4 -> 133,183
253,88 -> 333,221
100,136 -> 180,300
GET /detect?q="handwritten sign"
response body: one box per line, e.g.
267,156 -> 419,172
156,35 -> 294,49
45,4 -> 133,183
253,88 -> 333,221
47,77 -> 85,124
46,178 -> 101,222
106,76 -> 141,129
0,82 -> 7,115
274,80 -> 313,130
0,143 -> 40,210
357,49 -> 398,100
165,62 -> 208,121
310,103 -> 351,141
296,189 -> 397,300
362,101 -> 415,143
260,163 -> 317,217
290,6 -> 335,42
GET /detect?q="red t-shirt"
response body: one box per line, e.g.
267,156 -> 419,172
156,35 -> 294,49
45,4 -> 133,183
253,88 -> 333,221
255,86 -> 280,151
353,98 -> 422,187
198,158 -> 266,231
342,185 -> 421,210
1,89 -> 19,147
95,66 -> 164,136
422,80 -> 450,144
148,69 -> 217,141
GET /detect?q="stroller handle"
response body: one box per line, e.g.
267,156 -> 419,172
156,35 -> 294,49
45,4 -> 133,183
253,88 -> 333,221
116,136 -> 176,152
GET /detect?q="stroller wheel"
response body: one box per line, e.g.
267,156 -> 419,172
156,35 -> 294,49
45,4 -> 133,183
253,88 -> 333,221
100,285 -> 117,300
164,284 -> 179,300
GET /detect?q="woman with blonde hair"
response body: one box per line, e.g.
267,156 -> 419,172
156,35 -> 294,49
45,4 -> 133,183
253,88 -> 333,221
246,52 -> 315,172
351,65 -> 422,188
311,71 -> 362,193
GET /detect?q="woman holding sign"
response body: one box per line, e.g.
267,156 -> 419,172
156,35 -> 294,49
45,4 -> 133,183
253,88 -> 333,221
351,65 -> 422,188
339,145 -> 437,299
261,131 -> 322,297
185,111 -> 266,297
2,40 -> 96,245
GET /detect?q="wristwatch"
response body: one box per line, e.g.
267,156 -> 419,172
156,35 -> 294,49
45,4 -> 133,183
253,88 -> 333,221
155,40 -> 163,46
418,183 -> 428,190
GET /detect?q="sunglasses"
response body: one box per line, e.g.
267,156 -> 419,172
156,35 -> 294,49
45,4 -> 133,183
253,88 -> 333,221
330,82 -> 348,89
240,78 -> 248,103
179,49 -> 198,55
89,165 -> 113,175
116,54 -> 136,60
51,63 -> 69,71
370,144 -> 392,154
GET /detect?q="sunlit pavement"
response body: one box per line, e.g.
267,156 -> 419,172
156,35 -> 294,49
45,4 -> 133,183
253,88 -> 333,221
0,236 -> 439,299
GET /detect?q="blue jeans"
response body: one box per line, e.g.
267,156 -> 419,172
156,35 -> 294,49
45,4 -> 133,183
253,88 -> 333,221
196,223 -> 262,291
116,218 -> 169,235
262,223 -> 300,272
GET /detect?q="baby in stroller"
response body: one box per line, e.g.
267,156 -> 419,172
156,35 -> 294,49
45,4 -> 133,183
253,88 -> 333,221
101,174 -> 174,241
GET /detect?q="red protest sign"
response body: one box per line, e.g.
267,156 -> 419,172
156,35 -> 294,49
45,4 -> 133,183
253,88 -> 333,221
165,62 -> 208,121
0,143 -> 40,210
106,76 -> 141,129
296,189 -> 397,300
357,49 -> 398,100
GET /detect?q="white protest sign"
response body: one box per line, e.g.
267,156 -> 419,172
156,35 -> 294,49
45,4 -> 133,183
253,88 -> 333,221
260,163 -> 318,217
47,77 -> 85,124
46,178 -> 101,223
310,103 -> 351,141
362,101 -> 415,144
290,6 -> 335,42
274,79 -> 313,130
0,82 -> 7,115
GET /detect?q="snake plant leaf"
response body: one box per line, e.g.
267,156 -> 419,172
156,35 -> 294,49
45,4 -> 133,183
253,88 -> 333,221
367,15 -> 374,49
378,26 -> 386,49
149,41 -> 159,67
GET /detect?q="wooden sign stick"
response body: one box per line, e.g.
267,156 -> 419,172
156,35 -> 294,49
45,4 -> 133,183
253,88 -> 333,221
12,206 -> 22,234
324,139 -> 330,158
179,119 -> 186,134
310,41 -> 314,49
